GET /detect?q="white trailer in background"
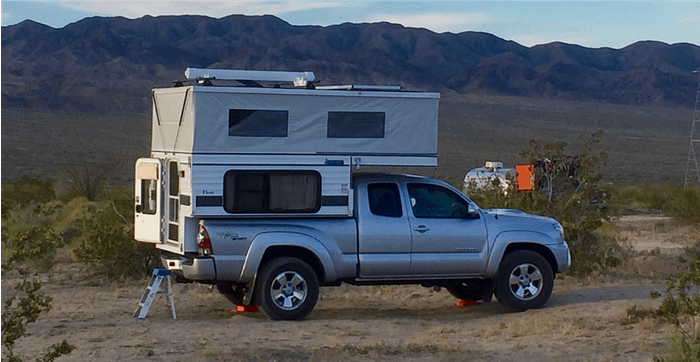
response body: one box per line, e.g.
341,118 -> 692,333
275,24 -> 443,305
134,68 -> 440,256
462,161 -> 515,194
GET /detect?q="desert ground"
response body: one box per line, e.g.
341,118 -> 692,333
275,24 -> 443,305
3,215 -> 699,362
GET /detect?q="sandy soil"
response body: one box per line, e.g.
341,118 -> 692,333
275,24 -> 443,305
4,215 -> 699,362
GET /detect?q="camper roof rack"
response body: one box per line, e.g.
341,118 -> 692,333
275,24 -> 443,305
315,84 -> 402,91
184,67 -> 315,87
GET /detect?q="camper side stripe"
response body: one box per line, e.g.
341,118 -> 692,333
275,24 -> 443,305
196,196 -> 223,207
322,196 -> 348,207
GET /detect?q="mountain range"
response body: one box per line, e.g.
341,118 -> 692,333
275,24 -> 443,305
2,14 -> 700,115
1,14 -> 699,185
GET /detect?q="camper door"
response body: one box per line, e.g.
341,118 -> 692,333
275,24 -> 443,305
135,158 -> 164,243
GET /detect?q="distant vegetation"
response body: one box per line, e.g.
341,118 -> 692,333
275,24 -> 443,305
610,183 -> 700,222
1,94 -> 693,188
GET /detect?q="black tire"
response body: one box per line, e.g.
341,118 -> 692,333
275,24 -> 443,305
494,250 -> 553,311
216,282 -> 245,306
446,279 -> 493,302
254,257 -> 319,321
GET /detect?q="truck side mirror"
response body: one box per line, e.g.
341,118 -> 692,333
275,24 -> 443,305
467,204 -> 480,219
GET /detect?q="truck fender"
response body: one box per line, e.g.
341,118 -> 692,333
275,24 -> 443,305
239,231 -> 338,306
485,230 -> 557,277
238,231 -> 338,284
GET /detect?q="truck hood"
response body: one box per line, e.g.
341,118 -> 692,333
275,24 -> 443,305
481,208 -> 564,244
482,208 -> 557,224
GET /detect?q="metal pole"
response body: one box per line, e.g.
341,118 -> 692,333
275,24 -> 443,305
684,70 -> 700,189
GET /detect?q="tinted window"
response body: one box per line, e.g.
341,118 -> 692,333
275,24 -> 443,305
367,183 -> 402,218
407,183 -> 469,218
229,109 -> 288,137
327,111 -> 385,138
223,171 -> 321,213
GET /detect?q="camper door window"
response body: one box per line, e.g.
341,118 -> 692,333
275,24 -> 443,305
140,180 -> 157,215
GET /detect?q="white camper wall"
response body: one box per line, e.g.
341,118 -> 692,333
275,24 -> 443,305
151,86 -> 439,166
188,155 -> 352,218
148,83 -> 439,219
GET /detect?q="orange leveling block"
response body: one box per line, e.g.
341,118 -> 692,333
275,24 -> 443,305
455,300 -> 477,308
233,305 -> 260,313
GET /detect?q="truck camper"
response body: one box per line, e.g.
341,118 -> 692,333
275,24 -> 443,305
135,68 -> 439,255
134,68 -> 570,320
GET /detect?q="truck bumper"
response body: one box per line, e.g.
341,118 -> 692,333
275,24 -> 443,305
551,241 -> 572,273
161,255 -> 216,281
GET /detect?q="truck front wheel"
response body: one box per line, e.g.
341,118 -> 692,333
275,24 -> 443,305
494,250 -> 553,311
254,257 -> 319,320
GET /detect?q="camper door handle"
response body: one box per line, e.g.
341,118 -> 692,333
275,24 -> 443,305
135,204 -> 143,213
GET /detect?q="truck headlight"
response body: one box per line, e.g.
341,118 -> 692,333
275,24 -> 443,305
553,223 -> 565,242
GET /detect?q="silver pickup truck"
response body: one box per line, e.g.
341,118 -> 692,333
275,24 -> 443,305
165,173 -> 571,320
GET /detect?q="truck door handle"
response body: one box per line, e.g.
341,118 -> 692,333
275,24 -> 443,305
413,225 -> 430,233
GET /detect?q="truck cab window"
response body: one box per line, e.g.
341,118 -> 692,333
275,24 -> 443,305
407,183 -> 469,218
367,183 -> 402,217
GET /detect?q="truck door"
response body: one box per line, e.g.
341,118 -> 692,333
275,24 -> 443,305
405,183 -> 488,276
357,182 -> 412,277
134,158 -> 164,243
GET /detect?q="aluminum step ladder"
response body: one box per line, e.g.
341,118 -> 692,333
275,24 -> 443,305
134,268 -> 176,319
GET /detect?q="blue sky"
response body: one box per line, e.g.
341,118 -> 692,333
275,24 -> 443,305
1,1 -> 698,49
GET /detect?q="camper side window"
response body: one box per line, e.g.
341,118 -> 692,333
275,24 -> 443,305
327,111 -> 385,138
223,171 -> 321,214
229,109 -> 288,137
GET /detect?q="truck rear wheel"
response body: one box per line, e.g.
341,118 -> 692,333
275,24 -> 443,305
494,250 -> 553,311
254,257 -> 319,320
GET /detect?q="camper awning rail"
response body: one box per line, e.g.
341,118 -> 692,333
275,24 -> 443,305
184,68 -> 315,87
315,85 -> 402,91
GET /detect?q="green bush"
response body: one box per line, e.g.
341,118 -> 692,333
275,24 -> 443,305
1,225 -> 62,273
466,130 -> 616,275
623,255 -> 700,362
1,223 -> 74,362
73,187 -> 160,279
664,186 -> 700,223
1,177 -> 55,219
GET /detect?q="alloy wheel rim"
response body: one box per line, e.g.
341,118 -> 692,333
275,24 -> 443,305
270,271 -> 308,310
508,263 -> 543,301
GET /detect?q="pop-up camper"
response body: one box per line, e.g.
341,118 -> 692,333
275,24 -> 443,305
135,68 -> 439,255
